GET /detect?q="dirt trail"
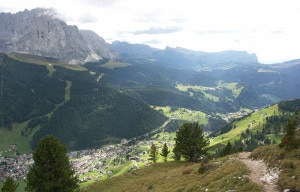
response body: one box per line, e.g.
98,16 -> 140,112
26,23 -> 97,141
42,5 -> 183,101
236,152 -> 280,192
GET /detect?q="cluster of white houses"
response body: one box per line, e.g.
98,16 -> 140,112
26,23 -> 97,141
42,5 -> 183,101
0,147 -> 33,182
0,139 -> 155,183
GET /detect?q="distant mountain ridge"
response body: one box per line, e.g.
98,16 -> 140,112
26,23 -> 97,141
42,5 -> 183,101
92,41 -> 300,118
111,41 -> 258,62
0,8 -> 115,64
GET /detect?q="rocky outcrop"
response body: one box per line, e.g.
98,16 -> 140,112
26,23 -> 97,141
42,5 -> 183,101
80,30 -> 115,62
0,8 -> 115,64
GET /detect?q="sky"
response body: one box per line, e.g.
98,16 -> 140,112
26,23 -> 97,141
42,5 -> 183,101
1,0 -> 300,63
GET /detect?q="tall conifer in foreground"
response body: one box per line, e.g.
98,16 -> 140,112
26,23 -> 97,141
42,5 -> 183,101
25,135 -> 79,192
173,122 -> 209,162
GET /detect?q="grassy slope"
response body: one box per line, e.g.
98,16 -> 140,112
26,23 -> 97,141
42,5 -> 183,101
0,121 -> 33,154
154,106 -> 208,125
8,53 -> 86,71
210,104 -> 280,148
175,82 -> 244,101
98,59 -> 130,69
82,158 -> 261,192
175,83 -> 219,101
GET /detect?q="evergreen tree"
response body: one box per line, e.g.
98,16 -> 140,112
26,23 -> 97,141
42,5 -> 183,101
173,122 -> 209,162
149,143 -> 158,163
1,177 -> 18,192
160,143 -> 170,162
25,135 -> 79,192
221,141 -> 233,156
280,110 -> 300,148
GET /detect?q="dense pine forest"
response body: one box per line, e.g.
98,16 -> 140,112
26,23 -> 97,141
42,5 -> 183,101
0,53 -> 167,151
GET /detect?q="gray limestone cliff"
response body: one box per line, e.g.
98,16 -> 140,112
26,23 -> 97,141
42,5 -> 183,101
0,8 -> 115,64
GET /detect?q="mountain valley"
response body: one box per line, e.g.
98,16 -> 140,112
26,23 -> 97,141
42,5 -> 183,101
0,8 -> 300,192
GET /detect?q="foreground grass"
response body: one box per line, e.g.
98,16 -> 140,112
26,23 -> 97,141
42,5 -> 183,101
82,159 -> 261,192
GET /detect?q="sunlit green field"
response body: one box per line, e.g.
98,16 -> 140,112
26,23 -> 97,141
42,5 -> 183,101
153,106 -> 208,125
209,104 -> 279,147
0,121 -> 34,154
175,83 -> 219,101
218,82 -> 243,97
8,53 -> 87,71
175,82 -> 244,101
98,59 -> 130,69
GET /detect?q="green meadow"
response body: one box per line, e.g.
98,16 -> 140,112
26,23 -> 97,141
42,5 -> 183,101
210,104 -> 279,147
175,83 -> 219,101
153,106 -> 208,125
8,53 -> 87,71
218,82 -> 243,97
98,59 -> 130,69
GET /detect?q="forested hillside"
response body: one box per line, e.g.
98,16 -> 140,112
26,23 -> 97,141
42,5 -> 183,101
1,47 -> 300,152
0,53 -> 167,152
87,45 -> 300,117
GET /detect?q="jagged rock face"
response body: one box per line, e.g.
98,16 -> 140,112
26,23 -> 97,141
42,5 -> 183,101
0,8 -> 115,64
80,30 -> 115,61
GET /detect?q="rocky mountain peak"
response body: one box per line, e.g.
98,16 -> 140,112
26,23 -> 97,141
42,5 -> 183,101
0,8 -> 115,64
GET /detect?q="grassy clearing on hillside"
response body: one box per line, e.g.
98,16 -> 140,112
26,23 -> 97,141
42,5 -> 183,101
82,158 -> 261,192
99,60 -> 130,69
218,82 -> 243,98
8,53 -> 87,71
175,84 -> 212,92
64,80 -> 72,101
153,106 -> 208,125
0,121 -> 34,154
251,144 -> 300,191
175,83 -> 219,101
176,82 -> 244,101
209,104 -> 279,148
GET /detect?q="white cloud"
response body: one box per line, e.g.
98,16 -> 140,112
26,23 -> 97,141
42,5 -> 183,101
1,0 -> 299,63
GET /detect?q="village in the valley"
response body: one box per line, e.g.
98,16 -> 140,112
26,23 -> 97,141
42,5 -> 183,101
0,139 -> 171,184
0,108 -> 257,184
